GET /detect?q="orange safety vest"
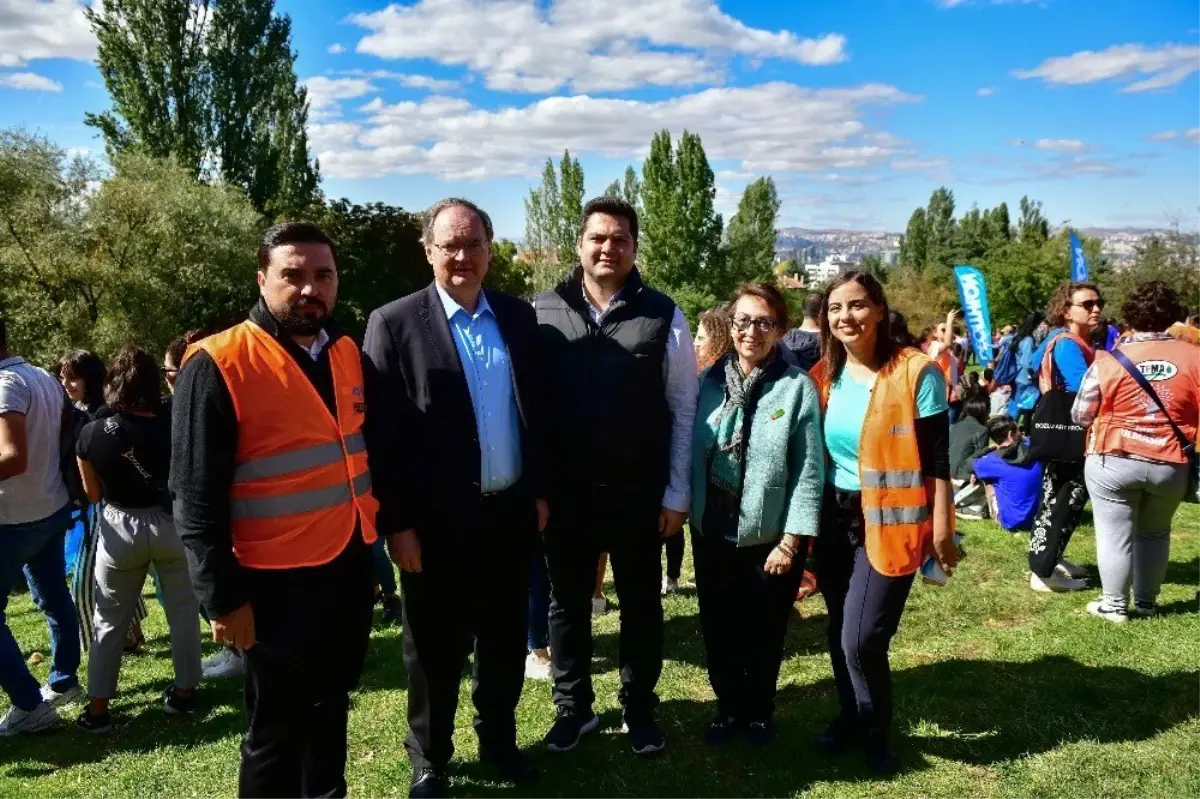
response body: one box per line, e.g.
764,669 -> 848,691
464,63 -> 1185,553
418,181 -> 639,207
931,347 -> 956,401
1086,338 -> 1200,464
184,320 -> 379,569
1038,332 -> 1094,393
811,348 -> 940,577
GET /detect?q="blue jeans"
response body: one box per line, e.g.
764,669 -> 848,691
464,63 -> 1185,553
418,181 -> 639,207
528,545 -> 550,652
0,504 -> 80,710
371,537 -> 397,597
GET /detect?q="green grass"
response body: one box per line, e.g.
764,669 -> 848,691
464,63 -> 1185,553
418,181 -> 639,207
3,506 -> 1198,798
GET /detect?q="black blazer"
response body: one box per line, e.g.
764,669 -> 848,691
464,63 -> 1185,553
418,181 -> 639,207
362,283 -> 548,543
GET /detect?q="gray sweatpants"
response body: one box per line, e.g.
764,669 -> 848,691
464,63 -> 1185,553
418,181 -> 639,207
89,504 -> 202,699
1084,454 -> 1189,612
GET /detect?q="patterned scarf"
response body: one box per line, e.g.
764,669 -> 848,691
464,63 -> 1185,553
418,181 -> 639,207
708,352 -> 773,497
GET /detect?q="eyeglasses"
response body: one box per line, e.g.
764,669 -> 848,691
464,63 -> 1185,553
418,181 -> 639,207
731,315 -> 779,334
1072,299 -> 1105,312
432,241 -> 487,258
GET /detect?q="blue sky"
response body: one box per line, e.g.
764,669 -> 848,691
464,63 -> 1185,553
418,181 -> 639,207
3,0 -> 1198,239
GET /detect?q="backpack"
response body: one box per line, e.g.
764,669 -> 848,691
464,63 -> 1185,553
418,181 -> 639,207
59,396 -> 92,510
992,340 -> 1018,386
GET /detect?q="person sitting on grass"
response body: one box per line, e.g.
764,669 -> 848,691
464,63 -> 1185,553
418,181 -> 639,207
950,396 -> 992,520
972,416 -> 1043,533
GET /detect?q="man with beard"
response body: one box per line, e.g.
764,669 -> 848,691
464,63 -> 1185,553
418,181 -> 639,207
171,222 -> 379,798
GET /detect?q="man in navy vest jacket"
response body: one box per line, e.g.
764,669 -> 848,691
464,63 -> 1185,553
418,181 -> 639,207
535,196 -> 698,757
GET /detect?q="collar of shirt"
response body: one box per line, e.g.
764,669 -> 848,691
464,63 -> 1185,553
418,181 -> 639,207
583,283 -> 624,325
0,356 -> 26,370
1125,331 -> 1174,343
301,328 -> 331,361
436,283 -> 494,323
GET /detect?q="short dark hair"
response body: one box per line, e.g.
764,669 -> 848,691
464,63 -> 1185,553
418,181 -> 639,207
578,196 -> 639,243
731,282 -> 790,330
104,346 -> 161,414
422,198 -> 494,245
165,329 -> 204,366
987,415 -> 1019,445
1122,281 -> 1183,333
258,221 -> 338,272
58,350 -> 106,409
802,292 -> 823,322
962,395 -> 990,426
983,367 -> 995,383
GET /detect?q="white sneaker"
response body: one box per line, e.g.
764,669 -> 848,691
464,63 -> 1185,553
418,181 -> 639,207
1087,600 -> 1128,623
1057,559 -> 1089,580
40,683 -> 83,708
662,578 -> 679,595
525,651 -> 552,681
0,701 -> 61,736
591,596 -> 608,616
202,648 -> 244,680
1030,571 -> 1088,593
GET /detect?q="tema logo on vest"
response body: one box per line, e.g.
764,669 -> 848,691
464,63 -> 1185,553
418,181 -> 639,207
1138,360 -> 1178,381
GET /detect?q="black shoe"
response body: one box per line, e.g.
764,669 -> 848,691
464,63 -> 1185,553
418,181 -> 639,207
623,712 -> 666,756
816,715 -> 861,754
480,746 -> 539,783
409,767 -> 444,798
381,594 -> 403,625
865,728 -> 898,774
162,684 -> 195,716
704,715 -> 737,746
75,708 -> 112,734
745,719 -> 774,747
543,707 -> 600,752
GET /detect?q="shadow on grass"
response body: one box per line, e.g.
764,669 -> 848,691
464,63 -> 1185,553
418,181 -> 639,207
1164,556 -> 1199,588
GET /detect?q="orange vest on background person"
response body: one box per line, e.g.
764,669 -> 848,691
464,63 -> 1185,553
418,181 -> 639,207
1086,338 -> 1200,464
1038,331 -> 1095,393
183,320 -> 379,569
1168,322 -> 1200,347
811,347 -> 941,577
930,346 -> 956,401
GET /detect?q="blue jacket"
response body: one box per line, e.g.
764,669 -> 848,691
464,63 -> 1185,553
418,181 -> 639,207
690,358 -> 824,547
1031,329 -> 1089,392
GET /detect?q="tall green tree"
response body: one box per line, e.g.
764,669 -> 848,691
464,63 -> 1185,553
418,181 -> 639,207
899,207 -> 929,269
85,0 -> 319,217
555,150 -> 585,267
638,130 -> 681,287
603,165 -> 642,208
521,152 -> 583,291
725,177 -> 780,286
1018,195 -> 1050,246
925,186 -> 957,275
676,131 -> 723,282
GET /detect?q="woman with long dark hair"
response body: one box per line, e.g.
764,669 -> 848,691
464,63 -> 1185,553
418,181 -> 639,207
74,346 -> 201,731
809,271 -> 958,773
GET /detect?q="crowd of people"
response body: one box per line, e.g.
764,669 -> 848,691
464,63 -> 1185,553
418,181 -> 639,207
0,194 -> 1196,799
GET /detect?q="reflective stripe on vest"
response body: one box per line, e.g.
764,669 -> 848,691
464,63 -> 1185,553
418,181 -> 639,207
864,505 -> 930,525
232,470 -> 373,519
233,433 -> 366,483
861,469 -> 924,489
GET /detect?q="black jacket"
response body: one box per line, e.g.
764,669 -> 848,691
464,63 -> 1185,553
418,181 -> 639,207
361,283 -> 548,547
169,299 -> 349,619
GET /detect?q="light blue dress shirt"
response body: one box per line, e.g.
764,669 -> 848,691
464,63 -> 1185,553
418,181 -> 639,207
436,284 -> 522,493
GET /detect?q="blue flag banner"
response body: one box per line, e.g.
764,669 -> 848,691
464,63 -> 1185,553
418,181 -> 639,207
1069,230 -> 1089,281
953,265 -> 995,366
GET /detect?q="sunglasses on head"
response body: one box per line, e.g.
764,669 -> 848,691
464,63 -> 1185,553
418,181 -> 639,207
1073,299 -> 1105,312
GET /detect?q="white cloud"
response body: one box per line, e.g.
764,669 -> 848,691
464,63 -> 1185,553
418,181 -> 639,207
327,43 -> 346,54
349,0 -> 847,93
338,68 -> 460,93
891,158 -> 949,169
1147,130 -> 1178,142
1034,138 -> 1086,152
938,0 -> 1039,7
1013,43 -> 1200,93
0,70 -> 63,91
0,0 -> 95,68
1147,128 -> 1200,145
1186,128 -> 1200,143
302,76 -> 379,119
977,87 -> 994,96
311,81 -> 917,181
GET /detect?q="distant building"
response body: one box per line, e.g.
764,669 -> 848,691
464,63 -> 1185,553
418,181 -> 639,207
803,253 -> 855,285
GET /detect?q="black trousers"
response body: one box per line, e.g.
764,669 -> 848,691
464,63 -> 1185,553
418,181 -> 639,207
545,487 -> 663,716
1028,460 -> 1089,578
816,490 -> 914,732
401,487 -> 535,771
239,536 -> 375,799
693,533 -> 804,722
663,531 -> 684,581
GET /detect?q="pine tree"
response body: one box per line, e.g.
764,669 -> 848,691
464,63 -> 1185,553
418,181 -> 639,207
639,130 -> 682,287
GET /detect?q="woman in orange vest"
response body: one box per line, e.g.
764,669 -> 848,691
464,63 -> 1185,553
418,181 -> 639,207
809,271 -> 958,774
1072,281 -> 1199,622
1027,281 -> 1103,592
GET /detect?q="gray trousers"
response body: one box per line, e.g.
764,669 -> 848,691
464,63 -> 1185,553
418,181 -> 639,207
89,504 -> 202,699
1084,454 -> 1189,611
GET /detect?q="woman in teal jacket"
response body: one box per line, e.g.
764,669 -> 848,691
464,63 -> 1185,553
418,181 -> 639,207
690,283 -> 825,747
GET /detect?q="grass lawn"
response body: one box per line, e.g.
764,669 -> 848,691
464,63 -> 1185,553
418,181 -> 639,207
2,506 -> 1197,798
